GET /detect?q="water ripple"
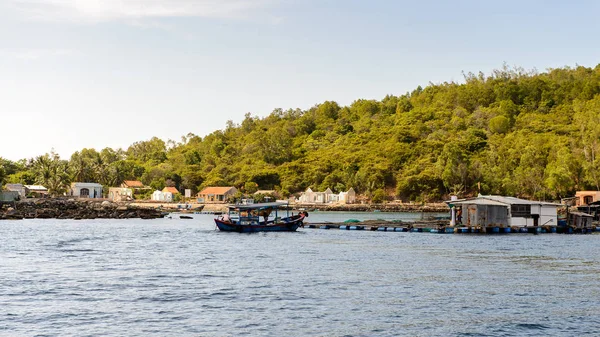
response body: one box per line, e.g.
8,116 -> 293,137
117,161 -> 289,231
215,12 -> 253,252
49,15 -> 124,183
1,216 -> 600,336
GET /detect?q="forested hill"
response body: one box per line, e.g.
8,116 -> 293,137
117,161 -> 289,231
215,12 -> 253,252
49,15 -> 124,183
2,65 -> 600,202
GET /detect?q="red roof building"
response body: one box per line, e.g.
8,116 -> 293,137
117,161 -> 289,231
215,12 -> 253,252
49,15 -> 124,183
162,187 -> 180,195
121,180 -> 146,189
197,186 -> 238,203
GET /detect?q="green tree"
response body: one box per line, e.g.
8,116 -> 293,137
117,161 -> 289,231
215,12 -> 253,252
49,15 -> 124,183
33,152 -> 71,196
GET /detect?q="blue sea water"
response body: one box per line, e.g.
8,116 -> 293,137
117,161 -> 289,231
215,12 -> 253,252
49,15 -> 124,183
1,213 -> 599,336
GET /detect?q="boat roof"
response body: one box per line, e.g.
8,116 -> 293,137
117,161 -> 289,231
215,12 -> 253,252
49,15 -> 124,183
227,201 -> 289,210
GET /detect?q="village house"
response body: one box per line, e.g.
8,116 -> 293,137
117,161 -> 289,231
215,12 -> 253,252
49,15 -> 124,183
5,183 -> 26,199
197,186 -> 238,203
24,185 -> 49,198
254,190 -> 277,196
121,180 -> 146,189
108,187 -> 133,202
162,187 -> 180,195
152,190 -> 173,202
447,195 -> 560,228
70,182 -> 103,199
298,187 -> 356,204
120,180 -> 150,194
575,191 -> 600,206
339,188 -> 356,204
0,191 -> 19,202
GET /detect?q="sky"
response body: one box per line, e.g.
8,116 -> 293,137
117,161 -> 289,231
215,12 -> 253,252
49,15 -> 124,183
1,0 -> 599,161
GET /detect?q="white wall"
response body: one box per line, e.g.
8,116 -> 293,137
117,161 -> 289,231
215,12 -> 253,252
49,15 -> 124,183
71,183 -> 102,198
509,205 -> 557,227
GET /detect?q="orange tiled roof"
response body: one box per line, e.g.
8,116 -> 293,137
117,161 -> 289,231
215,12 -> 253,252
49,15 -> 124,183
123,180 -> 145,188
162,187 -> 180,194
199,186 -> 235,195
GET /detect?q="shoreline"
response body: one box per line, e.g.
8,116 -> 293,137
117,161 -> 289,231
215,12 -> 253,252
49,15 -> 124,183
0,198 -> 449,220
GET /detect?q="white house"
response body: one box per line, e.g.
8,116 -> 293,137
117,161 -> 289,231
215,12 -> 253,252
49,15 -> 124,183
108,187 -> 133,202
70,182 -> 103,198
447,195 -> 560,228
152,190 -> 173,202
298,187 -> 356,204
339,188 -> 356,204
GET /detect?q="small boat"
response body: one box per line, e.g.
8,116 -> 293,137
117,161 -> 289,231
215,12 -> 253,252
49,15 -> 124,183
180,215 -> 193,219
215,202 -> 306,233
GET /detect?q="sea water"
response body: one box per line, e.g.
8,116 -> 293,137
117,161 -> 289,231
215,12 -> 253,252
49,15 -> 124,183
1,213 -> 599,336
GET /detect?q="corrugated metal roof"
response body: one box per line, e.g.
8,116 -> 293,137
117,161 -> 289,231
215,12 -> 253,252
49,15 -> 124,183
24,185 -> 48,191
447,195 -> 561,206
451,199 -> 507,206
227,201 -> 289,210
569,211 -> 594,217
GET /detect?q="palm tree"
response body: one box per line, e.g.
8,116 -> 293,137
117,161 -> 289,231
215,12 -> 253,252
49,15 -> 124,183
33,153 -> 71,197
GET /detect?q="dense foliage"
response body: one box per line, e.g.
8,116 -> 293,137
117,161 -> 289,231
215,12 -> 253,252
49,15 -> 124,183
3,65 -> 600,201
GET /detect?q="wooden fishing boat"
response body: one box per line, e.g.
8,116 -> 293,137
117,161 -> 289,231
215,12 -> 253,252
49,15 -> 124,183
214,202 -> 306,233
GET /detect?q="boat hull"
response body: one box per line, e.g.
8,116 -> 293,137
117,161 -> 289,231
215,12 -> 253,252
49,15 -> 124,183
215,215 -> 303,233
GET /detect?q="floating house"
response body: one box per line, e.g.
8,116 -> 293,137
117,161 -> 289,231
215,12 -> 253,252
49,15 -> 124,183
108,187 -> 133,202
152,190 -> 173,202
4,183 -> 26,198
70,182 -> 103,198
576,200 -> 600,221
567,211 -> 594,229
197,186 -> 238,203
447,195 -> 560,228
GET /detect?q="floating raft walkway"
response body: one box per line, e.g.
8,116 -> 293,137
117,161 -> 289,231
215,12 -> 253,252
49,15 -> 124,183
303,221 -> 598,234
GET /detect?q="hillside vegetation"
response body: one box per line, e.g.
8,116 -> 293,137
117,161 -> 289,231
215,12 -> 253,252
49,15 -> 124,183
2,64 -> 600,201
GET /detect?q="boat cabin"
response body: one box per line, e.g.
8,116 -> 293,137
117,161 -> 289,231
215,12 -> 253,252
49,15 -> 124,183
225,202 -> 290,225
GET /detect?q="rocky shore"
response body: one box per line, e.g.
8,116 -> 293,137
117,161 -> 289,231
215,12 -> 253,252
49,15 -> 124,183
0,199 -> 164,220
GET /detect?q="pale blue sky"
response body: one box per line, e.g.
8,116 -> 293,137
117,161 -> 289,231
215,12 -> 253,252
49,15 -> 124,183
1,0 -> 599,161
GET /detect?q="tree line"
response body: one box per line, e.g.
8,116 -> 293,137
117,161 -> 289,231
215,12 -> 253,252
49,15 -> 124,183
2,64 -> 600,201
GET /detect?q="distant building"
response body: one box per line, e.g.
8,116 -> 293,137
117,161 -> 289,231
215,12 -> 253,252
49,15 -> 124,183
575,191 -> 600,206
338,188 -> 356,204
447,195 -> 560,228
5,183 -> 26,198
24,185 -> 49,198
0,191 -> 19,202
298,187 -> 356,204
152,190 -> 173,202
108,187 -> 133,202
254,190 -> 277,196
197,186 -> 238,203
121,180 -> 148,189
162,186 -> 180,195
70,182 -> 103,199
